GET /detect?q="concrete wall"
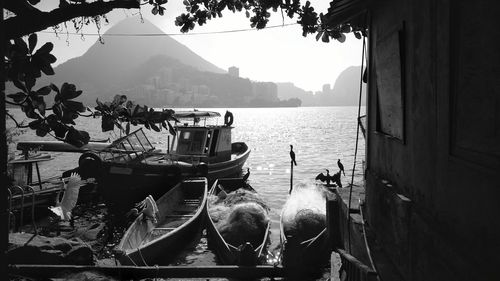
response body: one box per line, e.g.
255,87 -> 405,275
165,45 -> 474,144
365,0 -> 500,280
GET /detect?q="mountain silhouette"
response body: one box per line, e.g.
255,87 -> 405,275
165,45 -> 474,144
39,17 -> 225,104
277,66 -> 366,106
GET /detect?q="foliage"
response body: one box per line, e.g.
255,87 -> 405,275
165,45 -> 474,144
3,0 -> 366,147
4,34 -> 177,147
94,94 -> 178,135
176,0 -> 367,42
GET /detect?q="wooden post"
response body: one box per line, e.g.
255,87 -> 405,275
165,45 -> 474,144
289,160 -> 293,194
327,194 -> 342,250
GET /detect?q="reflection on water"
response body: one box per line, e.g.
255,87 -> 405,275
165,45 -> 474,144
8,106 -> 365,276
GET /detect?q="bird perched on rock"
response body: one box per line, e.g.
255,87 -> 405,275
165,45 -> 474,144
337,159 -> 345,176
242,168 -> 250,182
290,145 -> 297,166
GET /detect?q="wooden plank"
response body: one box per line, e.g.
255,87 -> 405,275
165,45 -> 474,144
17,141 -> 109,153
8,264 -> 285,279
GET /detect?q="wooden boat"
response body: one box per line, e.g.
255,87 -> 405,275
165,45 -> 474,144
206,178 -> 271,265
279,183 -> 330,276
115,177 -> 207,266
17,111 -> 250,210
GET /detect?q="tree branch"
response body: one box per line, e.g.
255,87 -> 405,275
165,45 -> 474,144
6,112 -> 30,128
4,0 -> 40,16
6,0 -> 140,39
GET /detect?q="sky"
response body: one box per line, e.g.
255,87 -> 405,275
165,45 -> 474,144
35,0 -> 363,93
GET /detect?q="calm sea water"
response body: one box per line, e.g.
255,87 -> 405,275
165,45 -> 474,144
7,106 -> 365,270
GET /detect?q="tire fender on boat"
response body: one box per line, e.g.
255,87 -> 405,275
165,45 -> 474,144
78,152 -> 103,179
224,111 -> 234,126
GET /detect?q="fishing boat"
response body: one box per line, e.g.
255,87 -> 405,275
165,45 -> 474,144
114,177 -> 207,266
206,178 -> 271,265
17,110 -> 250,210
279,183 -> 330,276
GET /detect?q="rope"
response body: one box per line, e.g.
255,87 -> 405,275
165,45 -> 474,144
347,35 -> 367,253
40,23 -> 298,37
359,199 -> 378,274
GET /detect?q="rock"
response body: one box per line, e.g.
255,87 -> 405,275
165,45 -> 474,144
8,232 -> 94,265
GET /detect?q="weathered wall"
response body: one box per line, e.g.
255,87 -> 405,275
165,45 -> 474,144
365,0 -> 500,280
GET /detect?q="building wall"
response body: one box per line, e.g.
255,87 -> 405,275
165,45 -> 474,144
365,0 -> 500,280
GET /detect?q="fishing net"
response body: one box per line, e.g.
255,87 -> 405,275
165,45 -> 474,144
208,188 -> 270,248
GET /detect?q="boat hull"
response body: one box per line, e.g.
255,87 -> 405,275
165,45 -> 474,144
279,184 -> 330,278
99,143 -> 250,211
206,178 -> 270,265
115,178 -> 207,266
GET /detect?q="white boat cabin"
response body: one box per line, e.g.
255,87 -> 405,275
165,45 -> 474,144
170,125 -> 232,163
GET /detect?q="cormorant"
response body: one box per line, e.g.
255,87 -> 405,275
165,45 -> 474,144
315,169 -> 343,188
337,159 -> 345,176
290,145 -> 297,166
242,168 -> 250,182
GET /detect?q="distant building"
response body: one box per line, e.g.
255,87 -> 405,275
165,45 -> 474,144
322,83 -> 331,93
228,66 -> 239,78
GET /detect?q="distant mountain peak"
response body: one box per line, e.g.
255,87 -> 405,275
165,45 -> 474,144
105,17 -> 163,34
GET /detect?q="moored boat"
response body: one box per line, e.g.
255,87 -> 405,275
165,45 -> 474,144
279,182 -> 330,278
17,110 -> 250,210
114,177 -> 207,266
206,178 -> 271,265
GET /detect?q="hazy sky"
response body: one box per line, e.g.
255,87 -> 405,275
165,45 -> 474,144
36,0 -> 363,92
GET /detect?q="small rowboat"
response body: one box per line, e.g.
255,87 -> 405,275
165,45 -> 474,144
279,183 -> 330,276
115,177 -> 207,265
207,178 -> 271,265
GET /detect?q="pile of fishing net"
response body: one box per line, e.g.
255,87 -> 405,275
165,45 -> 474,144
283,209 -> 326,242
208,188 -> 270,248
282,182 -> 327,242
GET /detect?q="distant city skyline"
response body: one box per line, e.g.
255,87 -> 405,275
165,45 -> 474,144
34,0 -> 363,93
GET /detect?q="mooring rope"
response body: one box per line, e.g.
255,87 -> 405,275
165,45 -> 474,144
347,34 -> 367,253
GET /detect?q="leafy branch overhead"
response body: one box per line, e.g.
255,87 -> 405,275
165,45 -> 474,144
94,95 -> 178,135
175,0 -> 367,42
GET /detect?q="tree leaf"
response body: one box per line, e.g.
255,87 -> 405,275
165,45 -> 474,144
13,80 -> 27,92
7,92 -> 26,103
64,100 -> 86,112
35,122 -> 50,137
65,127 -> 90,147
337,33 -> 346,43
101,115 -> 115,132
28,119 -> 43,130
34,42 -> 54,55
28,33 -> 37,53
315,30 -> 323,41
50,83 -> 60,94
321,32 -> 330,43
36,85 -> 52,96
150,122 -> 160,132
126,122 -> 131,135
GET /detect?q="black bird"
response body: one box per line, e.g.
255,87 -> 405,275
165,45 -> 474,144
337,159 -> 345,176
290,145 -> 297,166
315,169 -> 342,188
242,168 -> 250,182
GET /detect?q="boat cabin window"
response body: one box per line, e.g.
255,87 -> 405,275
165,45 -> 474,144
209,129 -> 220,157
175,130 -> 207,155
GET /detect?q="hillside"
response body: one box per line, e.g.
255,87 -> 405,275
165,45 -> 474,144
36,17 -> 225,104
